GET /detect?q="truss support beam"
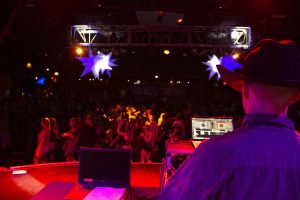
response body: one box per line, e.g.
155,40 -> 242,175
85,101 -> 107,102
71,25 -> 251,49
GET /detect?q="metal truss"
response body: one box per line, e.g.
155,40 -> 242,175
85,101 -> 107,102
71,25 -> 251,49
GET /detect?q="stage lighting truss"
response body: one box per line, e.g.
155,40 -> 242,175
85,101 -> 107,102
71,25 -> 251,49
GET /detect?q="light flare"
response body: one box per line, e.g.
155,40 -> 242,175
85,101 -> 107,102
76,49 -> 117,79
202,55 -> 221,80
202,55 -> 243,81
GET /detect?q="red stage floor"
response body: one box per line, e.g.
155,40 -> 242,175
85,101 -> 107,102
0,162 -> 162,199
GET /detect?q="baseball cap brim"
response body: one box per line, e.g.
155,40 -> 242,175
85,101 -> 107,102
217,64 -> 243,92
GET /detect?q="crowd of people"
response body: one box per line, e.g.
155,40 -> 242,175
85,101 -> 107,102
0,83 -> 247,165
1,79 -> 300,165
33,106 -> 204,164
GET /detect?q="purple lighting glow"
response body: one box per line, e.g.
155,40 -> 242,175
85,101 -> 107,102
76,49 -> 117,79
202,55 -> 242,80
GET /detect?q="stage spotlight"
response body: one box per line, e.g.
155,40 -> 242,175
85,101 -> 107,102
46,68 -> 50,72
232,53 -> 240,59
26,62 -> 32,69
75,47 -> 84,55
54,72 -> 59,76
155,75 -> 159,79
164,49 -> 170,55
177,18 -> 183,23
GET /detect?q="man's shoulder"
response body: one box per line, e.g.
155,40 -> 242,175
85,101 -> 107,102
193,127 -> 253,163
199,128 -> 245,149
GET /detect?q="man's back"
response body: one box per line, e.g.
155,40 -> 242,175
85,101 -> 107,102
160,113 -> 300,200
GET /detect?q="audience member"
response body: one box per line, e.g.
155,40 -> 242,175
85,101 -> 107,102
61,117 -> 80,162
49,117 -> 59,162
34,118 -> 51,164
77,115 -> 98,149
111,113 -> 133,151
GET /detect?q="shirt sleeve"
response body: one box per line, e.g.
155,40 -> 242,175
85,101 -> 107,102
160,141 -> 235,200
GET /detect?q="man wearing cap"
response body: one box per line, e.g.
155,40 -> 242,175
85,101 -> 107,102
160,39 -> 300,200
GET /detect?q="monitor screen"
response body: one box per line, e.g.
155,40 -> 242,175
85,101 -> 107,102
191,117 -> 233,140
78,148 -> 131,188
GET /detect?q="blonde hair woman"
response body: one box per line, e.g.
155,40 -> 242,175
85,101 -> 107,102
34,118 -> 51,164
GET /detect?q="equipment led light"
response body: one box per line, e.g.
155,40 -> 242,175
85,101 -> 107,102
12,170 -> 27,175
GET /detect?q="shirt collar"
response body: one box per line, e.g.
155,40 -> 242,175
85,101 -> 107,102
242,113 -> 295,130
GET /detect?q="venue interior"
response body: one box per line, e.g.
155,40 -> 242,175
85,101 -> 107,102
1,0 -> 300,199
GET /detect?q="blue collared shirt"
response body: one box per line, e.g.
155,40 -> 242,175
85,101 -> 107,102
160,113 -> 300,200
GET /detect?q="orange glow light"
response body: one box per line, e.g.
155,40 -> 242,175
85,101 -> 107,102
26,62 -> 32,69
177,18 -> 183,23
75,47 -> 84,55
232,53 -> 240,59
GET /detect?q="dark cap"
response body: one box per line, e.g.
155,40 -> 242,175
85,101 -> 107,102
217,39 -> 300,92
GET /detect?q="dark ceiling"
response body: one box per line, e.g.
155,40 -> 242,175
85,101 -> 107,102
2,0 -> 300,45
0,0 -> 300,76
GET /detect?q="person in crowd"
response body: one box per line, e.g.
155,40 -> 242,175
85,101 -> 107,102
157,113 -> 172,161
34,117 -> 51,164
160,39 -> 300,199
77,115 -> 98,149
111,105 -> 124,144
61,117 -> 80,162
131,115 -> 147,161
110,113 -> 133,150
140,112 -> 157,163
169,113 -> 185,142
49,117 -> 59,162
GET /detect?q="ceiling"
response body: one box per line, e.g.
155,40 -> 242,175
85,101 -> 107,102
2,0 -> 300,45
0,0 -> 299,75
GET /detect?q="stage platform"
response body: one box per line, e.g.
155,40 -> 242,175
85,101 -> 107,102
0,162 -> 162,200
